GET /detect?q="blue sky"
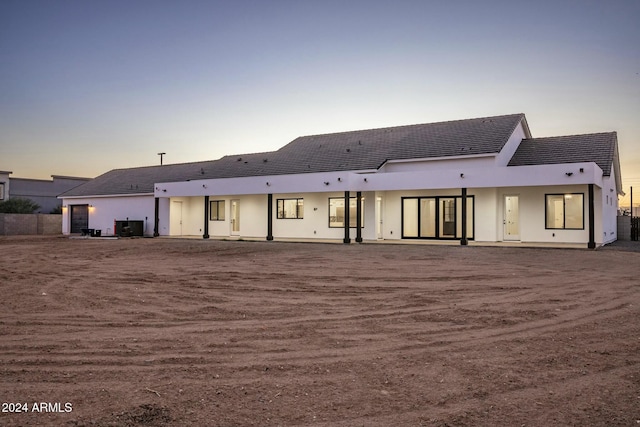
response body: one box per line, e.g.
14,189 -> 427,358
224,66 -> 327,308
1,0 -> 639,206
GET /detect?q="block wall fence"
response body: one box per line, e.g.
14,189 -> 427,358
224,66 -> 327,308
0,214 -> 62,235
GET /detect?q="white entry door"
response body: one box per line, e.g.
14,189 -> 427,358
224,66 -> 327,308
171,201 -> 183,236
504,195 -> 520,241
230,200 -> 240,236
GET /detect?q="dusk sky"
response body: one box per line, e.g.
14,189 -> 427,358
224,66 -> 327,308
1,0 -> 638,207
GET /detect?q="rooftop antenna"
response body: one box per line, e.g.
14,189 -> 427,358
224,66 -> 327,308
158,152 -> 166,165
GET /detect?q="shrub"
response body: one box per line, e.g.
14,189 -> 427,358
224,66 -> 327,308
0,198 -> 41,213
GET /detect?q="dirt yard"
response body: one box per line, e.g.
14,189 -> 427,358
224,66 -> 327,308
0,236 -> 639,426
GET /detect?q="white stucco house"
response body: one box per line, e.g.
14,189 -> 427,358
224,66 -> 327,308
59,113 -> 623,248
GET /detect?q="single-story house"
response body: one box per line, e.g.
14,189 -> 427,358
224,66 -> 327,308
59,113 -> 622,248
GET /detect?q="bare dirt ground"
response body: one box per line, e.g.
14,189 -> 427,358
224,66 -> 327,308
0,236 -> 639,427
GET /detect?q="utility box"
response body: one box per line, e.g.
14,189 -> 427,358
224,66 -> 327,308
115,220 -> 144,237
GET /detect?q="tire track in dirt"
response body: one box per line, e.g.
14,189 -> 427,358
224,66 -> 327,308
1,237 -> 639,426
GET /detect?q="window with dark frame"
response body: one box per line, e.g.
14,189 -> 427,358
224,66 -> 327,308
545,193 -> 584,229
0,183 -> 4,200
328,197 -> 364,228
209,200 -> 225,221
277,198 -> 304,219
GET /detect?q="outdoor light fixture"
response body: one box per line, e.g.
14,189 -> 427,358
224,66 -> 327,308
460,173 -> 464,178
566,172 -> 573,176
580,168 -> 584,173
324,182 -> 330,186
364,178 -> 368,182
338,177 -> 342,182
266,182 -> 271,186
202,184 -> 207,188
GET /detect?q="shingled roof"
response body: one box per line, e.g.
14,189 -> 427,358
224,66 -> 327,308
508,132 -> 618,176
272,113 -> 526,174
62,114 -> 527,197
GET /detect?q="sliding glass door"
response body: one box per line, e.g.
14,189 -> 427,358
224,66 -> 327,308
402,196 -> 474,240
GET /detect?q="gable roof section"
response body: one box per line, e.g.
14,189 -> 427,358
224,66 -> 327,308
274,113 -> 525,173
61,113 -> 526,197
508,132 -> 618,176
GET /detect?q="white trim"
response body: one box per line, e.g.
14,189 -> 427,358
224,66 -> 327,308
59,193 -> 154,200
382,153 -> 496,165
154,162 -> 604,198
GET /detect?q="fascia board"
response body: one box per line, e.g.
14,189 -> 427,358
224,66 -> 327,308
157,171 -> 355,197
350,162 -> 604,192
155,162 -> 603,197
383,153 -> 495,165
58,193 -> 154,200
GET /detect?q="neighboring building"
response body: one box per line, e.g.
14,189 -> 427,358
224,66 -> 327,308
0,171 -> 10,202
59,113 -> 623,248
0,173 -> 91,213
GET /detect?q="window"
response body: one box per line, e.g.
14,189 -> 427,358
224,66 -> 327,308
545,194 -> 584,229
209,200 -> 225,221
0,183 -> 4,200
277,198 -> 304,219
329,197 -> 364,228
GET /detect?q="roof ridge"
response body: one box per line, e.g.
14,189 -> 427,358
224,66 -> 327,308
523,131 -> 616,141
220,150 -> 278,159
295,113 -> 525,139
106,158 -> 224,173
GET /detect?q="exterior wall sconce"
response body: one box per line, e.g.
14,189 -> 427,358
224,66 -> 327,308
364,178 -> 368,182
202,184 -> 207,188
162,189 -> 167,192
566,172 -> 573,176
266,182 -> 271,186
460,173 -> 464,178
337,177 -> 342,182
324,182 -> 330,186
579,168 -> 584,173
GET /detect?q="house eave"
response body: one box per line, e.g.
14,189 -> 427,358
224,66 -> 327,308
382,153 -> 496,166
155,162 -> 604,198
59,192 -> 154,200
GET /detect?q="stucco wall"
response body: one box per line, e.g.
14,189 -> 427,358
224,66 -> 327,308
172,192 -> 379,241
601,170 -> 619,244
62,195 -> 155,236
496,185 -> 593,244
171,185 -> 603,244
